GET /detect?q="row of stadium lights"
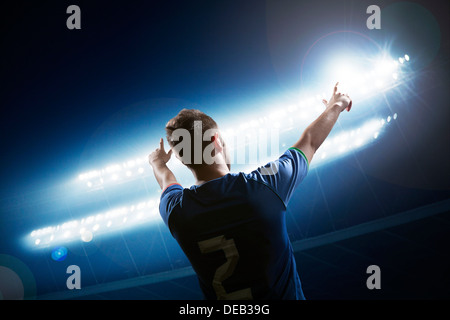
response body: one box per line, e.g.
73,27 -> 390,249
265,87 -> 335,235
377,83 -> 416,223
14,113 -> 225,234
315,113 -> 398,161
30,199 -> 161,247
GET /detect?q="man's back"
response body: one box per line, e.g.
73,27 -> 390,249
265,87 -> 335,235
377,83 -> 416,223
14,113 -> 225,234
150,84 -> 352,300
159,148 -> 309,300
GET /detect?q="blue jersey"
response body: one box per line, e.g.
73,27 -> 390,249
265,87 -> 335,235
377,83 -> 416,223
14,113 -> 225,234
159,147 -> 309,300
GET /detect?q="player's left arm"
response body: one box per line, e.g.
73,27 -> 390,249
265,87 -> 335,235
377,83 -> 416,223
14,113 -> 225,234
148,138 -> 179,190
292,82 -> 352,164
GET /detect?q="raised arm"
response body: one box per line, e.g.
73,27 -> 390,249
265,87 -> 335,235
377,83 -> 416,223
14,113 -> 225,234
292,82 -> 352,164
148,138 -> 179,190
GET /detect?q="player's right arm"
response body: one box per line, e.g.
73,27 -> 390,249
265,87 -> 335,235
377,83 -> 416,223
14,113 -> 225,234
292,82 -> 352,164
148,138 -> 179,190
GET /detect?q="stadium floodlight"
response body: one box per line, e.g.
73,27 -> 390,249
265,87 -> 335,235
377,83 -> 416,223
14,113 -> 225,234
26,198 -> 161,249
235,112 -> 399,174
311,115 -> 395,166
323,52 -> 411,99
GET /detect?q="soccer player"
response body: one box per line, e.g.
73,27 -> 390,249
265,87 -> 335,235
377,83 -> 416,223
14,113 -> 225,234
148,83 -> 352,300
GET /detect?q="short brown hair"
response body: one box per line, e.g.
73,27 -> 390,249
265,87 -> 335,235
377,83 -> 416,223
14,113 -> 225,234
165,109 -> 220,168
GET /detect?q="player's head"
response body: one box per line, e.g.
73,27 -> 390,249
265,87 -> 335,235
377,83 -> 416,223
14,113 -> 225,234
165,109 -> 230,171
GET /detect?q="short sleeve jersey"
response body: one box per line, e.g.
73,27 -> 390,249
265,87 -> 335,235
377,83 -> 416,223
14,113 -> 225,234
159,148 -> 309,300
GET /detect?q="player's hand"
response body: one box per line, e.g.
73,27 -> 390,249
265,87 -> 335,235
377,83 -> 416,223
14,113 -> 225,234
322,82 -> 352,112
148,138 -> 173,168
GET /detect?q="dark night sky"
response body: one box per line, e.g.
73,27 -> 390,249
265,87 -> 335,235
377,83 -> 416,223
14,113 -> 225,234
0,1 -> 279,194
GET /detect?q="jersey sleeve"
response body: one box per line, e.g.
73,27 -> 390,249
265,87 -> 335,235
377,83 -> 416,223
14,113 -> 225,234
159,183 -> 183,227
246,147 -> 309,207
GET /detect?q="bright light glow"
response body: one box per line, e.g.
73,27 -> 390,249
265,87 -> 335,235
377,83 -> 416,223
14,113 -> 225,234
322,53 -> 408,97
105,164 -> 121,173
75,54 -> 410,191
375,79 -> 384,88
311,116 -> 393,166
78,170 -> 100,181
230,111 -> 397,177
27,198 -> 161,249
374,58 -> 398,76
81,230 -> 93,242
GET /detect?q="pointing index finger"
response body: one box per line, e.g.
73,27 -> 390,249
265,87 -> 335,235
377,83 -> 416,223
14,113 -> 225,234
334,82 -> 339,93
